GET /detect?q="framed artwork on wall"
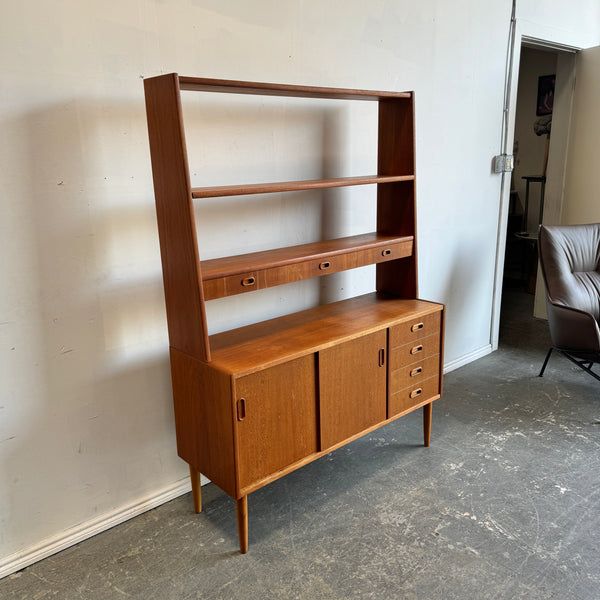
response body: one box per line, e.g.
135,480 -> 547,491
536,74 -> 555,116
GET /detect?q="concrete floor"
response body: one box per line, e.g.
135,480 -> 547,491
2,289 -> 600,599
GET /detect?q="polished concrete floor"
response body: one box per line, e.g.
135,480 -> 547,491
3,290 -> 600,599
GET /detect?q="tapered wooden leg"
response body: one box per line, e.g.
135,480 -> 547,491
189,465 -> 202,513
236,496 -> 248,554
423,402 -> 432,447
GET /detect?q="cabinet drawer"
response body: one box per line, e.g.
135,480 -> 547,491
203,239 -> 414,300
203,271 -> 266,299
265,239 -> 413,286
389,310 -> 441,348
389,332 -> 441,371
388,375 -> 440,417
389,354 -> 440,395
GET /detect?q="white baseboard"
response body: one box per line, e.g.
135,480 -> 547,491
0,477 -> 196,580
443,343 -> 493,374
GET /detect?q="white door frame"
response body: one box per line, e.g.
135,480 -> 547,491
489,21 -> 579,350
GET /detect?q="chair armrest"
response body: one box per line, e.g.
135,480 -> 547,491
546,300 -> 600,352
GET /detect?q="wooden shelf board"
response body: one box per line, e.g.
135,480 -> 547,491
178,76 -> 411,101
201,233 -> 413,280
191,174 -> 414,199
208,293 -> 442,376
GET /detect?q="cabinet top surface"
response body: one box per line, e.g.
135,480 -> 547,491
148,74 -> 412,101
208,293 -> 442,376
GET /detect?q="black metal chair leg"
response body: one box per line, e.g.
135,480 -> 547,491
558,350 -> 600,383
539,347 -> 554,377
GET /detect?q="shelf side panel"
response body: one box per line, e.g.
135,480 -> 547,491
377,97 -> 418,298
144,74 -> 210,361
170,349 -> 236,496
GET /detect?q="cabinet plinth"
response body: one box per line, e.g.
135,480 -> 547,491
144,74 -> 445,553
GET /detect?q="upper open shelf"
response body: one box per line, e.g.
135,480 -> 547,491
191,174 -> 414,199
178,76 -> 412,101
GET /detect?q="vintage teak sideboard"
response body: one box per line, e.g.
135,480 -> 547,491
143,74 -> 445,553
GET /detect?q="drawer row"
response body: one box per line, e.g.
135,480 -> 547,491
203,239 -> 413,300
387,311 -> 442,417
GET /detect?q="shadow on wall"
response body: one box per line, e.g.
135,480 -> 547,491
3,91 -> 380,558
3,97 -> 179,556
182,93 -> 378,330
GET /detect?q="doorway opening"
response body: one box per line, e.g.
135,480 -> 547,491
493,36 -> 578,350
500,45 -> 558,341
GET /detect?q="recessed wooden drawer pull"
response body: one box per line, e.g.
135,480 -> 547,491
319,261 -> 331,270
237,398 -> 246,421
410,388 -> 422,399
382,248 -> 392,257
410,366 -> 423,377
411,322 -> 424,332
378,348 -> 385,367
241,276 -> 256,287
410,344 -> 423,355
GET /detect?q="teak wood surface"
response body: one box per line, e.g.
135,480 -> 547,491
191,174 -> 414,198
234,356 -> 318,489
319,330 -> 387,449
178,76 -> 412,100
144,74 -> 444,554
376,97 -> 417,299
201,235 -> 414,300
144,74 -> 210,362
209,293 -> 441,376
201,234 -> 413,280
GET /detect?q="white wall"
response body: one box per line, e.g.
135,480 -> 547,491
562,45 -> 600,225
1,0 -> 599,575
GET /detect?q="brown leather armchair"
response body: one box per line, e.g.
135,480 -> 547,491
538,223 -> 600,382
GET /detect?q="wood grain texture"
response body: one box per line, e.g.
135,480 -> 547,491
389,310 -> 441,348
238,389 -> 440,497
234,356 -> 318,490
389,333 -> 441,372
236,496 -> 248,554
376,96 -> 418,298
202,235 -> 414,300
209,294 -> 442,376
388,375 -> 440,418
170,348 -> 236,497
189,464 -> 202,513
179,75 -> 411,100
319,330 -> 387,450
389,354 -> 440,394
145,75 -> 445,551
144,74 -> 210,361
377,98 -> 415,177
192,174 -> 414,198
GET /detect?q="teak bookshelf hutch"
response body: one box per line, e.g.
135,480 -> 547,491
143,74 -> 445,553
